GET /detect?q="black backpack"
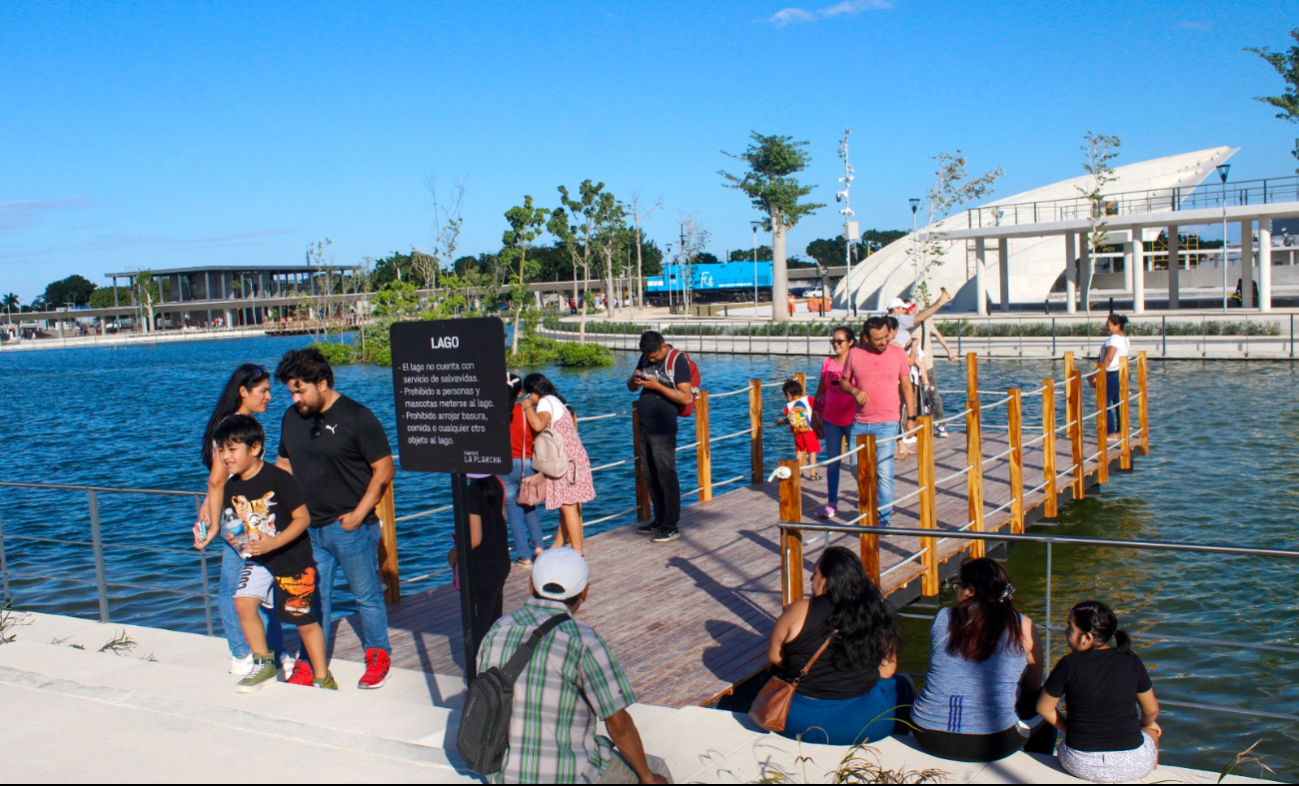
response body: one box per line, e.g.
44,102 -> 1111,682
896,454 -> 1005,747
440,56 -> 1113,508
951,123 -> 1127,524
456,613 -> 570,775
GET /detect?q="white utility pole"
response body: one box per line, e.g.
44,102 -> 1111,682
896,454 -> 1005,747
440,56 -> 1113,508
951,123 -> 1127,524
837,128 -> 859,317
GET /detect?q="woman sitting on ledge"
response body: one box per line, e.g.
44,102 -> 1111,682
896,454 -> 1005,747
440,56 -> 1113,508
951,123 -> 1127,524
766,546 -> 912,745
1037,600 -> 1160,783
910,557 -> 1047,762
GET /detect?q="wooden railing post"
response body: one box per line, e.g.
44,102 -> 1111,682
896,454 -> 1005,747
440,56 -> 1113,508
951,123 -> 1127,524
1096,368 -> 1109,484
1137,351 -> 1150,456
376,483 -> 400,605
917,416 -> 940,596
1008,389 -> 1025,534
749,379 -> 765,484
794,371 -> 806,396
1070,370 -> 1085,500
1042,379 -> 1058,518
966,352 -> 978,402
632,402 -> 652,521
1064,350 -> 1075,382
965,399 -> 986,558
1119,360 -> 1132,471
778,458 -> 804,607
695,390 -> 712,501
856,434 -> 880,585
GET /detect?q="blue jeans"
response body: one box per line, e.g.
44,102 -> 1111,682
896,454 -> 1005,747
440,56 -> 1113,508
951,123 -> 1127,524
848,421 -> 900,525
821,420 -> 853,509
1106,370 -> 1121,434
500,458 -> 544,557
218,541 -> 283,659
309,522 -> 390,654
781,677 -> 913,746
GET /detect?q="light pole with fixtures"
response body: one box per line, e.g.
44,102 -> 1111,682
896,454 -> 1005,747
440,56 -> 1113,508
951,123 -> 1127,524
909,198 -> 921,298
1218,164 -> 1230,311
751,220 -> 763,310
837,129 -> 858,316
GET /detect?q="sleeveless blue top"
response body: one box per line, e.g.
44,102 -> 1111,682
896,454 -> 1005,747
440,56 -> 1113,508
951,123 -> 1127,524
911,607 -> 1027,735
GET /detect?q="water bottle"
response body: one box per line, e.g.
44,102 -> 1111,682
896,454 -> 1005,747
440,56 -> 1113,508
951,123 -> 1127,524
223,509 -> 251,558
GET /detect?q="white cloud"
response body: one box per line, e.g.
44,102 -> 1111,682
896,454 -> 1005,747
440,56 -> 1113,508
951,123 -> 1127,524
0,197 -> 91,231
768,0 -> 892,26
1178,20 -> 1211,31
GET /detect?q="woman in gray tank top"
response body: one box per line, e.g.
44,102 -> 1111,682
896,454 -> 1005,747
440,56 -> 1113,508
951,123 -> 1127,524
911,558 -> 1046,762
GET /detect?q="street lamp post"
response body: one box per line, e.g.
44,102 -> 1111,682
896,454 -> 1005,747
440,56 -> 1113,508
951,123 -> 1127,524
665,243 -> 673,312
1218,164 -> 1230,311
751,221 -> 763,310
837,129 -> 858,317
909,198 -> 921,299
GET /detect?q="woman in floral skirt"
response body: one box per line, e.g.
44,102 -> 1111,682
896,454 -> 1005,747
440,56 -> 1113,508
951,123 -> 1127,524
521,373 -> 596,555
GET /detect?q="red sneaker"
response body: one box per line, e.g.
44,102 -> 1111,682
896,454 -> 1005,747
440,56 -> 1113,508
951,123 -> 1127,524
358,648 -> 391,690
286,658 -> 315,687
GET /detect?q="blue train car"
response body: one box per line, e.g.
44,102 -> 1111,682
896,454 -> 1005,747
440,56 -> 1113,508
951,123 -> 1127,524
646,261 -> 773,305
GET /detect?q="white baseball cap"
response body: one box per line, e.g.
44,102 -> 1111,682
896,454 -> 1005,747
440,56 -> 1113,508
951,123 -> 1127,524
886,298 -> 908,311
532,547 -> 589,600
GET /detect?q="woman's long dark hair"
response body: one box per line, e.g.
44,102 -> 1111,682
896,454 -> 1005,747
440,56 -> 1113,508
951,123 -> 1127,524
201,364 -> 269,469
471,475 -> 505,521
947,557 -> 1024,662
522,373 -> 565,404
1070,600 -> 1131,653
818,546 -> 899,672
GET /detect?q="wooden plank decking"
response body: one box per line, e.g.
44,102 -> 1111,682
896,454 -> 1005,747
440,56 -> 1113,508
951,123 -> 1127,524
330,424 -> 1130,709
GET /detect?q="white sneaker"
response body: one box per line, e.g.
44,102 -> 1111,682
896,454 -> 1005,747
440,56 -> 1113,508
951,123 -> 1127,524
230,654 -> 254,676
279,653 -> 296,675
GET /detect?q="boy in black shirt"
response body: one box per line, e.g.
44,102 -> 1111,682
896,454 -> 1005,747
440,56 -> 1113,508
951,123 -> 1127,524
201,415 -> 334,692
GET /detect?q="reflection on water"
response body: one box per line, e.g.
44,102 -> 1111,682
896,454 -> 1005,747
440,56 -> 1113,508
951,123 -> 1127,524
1,336 -> 1297,775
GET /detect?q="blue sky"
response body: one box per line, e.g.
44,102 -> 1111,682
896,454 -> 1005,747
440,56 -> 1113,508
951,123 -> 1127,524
1,0 -> 1295,302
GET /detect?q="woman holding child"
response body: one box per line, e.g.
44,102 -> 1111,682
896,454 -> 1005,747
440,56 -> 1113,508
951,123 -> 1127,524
911,558 -> 1047,762
1038,600 -> 1161,783
766,546 -> 912,745
196,364 -> 285,677
521,373 -> 595,555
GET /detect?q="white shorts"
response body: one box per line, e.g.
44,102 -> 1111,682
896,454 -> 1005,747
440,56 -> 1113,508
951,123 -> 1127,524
234,561 -> 276,610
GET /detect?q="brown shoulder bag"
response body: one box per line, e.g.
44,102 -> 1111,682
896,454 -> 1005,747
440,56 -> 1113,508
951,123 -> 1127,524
748,632 -> 836,733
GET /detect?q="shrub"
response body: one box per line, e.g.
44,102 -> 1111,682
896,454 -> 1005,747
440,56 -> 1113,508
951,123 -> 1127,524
310,341 -> 358,366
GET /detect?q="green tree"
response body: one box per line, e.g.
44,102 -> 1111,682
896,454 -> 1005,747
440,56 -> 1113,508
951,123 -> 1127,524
549,180 -> 618,342
860,229 -> 907,254
2,292 -> 20,312
591,198 -> 628,319
805,237 -> 861,269
1078,133 -> 1121,313
371,251 -> 419,290
909,151 -> 1002,305
502,195 -> 550,354
719,132 -> 825,322
43,275 -> 97,308
88,286 -> 132,309
728,245 -> 773,262
1245,28 -> 1299,171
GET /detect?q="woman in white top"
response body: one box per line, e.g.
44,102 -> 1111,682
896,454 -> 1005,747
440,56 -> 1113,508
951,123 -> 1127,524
1090,314 -> 1130,438
520,373 -> 596,555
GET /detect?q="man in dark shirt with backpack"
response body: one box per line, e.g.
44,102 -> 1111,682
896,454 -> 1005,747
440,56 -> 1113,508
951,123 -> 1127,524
628,330 -> 694,543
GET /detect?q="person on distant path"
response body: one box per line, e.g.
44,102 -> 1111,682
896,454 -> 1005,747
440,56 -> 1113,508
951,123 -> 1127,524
919,323 -> 958,438
767,546 -> 912,745
628,330 -> 693,544
775,378 -> 820,480
911,558 -> 1049,763
1090,314 -> 1129,439
500,372 -> 545,566
197,363 -> 285,677
1037,600 -> 1161,783
274,347 -> 395,691
886,289 -> 952,348
204,415 -> 334,692
522,373 -> 595,555
813,327 -> 858,519
839,317 -> 916,528
447,474 -> 512,650
476,548 -> 671,784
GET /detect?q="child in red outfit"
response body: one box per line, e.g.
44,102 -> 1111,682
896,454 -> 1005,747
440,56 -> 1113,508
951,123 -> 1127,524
775,378 -> 821,480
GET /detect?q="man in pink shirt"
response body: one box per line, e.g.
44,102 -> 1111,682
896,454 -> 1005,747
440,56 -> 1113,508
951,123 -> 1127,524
839,316 -> 918,526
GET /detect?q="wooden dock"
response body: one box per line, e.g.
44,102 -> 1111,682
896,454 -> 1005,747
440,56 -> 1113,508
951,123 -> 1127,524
331,352 -> 1150,708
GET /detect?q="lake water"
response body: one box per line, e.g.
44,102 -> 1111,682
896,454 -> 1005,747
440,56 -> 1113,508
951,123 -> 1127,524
0,334 -> 1295,776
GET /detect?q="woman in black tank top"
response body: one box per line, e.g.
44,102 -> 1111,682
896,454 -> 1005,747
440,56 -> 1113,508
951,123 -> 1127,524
765,547 -> 912,745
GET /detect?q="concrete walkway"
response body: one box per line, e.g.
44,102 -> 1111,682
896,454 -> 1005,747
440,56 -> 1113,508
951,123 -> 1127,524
0,611 -> 1276,784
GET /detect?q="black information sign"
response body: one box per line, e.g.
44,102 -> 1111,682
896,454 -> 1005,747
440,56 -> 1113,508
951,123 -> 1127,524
389,318 -> 512,475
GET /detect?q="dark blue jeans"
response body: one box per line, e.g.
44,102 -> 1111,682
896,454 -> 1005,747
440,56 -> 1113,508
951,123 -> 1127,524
1106,370 -> 1122,434
781,677 -> 914,746
309,522 -> 390,654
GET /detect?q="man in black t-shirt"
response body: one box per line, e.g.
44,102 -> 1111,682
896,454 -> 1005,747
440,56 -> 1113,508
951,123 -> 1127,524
274,348 -> 396,690
627,331 -> 692,543
199,415 -> 333,693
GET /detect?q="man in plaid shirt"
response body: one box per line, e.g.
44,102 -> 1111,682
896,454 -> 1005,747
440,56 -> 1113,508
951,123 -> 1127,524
476,548 -> 672,784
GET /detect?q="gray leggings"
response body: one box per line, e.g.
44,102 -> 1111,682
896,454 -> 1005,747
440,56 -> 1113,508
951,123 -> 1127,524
1058,732 -> 1157,783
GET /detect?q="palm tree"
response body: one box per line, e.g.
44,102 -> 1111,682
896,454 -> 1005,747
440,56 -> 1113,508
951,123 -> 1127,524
2,292 -> 18,314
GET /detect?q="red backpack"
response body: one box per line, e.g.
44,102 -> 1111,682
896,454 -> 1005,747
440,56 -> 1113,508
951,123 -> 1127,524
666,348 -> 701,417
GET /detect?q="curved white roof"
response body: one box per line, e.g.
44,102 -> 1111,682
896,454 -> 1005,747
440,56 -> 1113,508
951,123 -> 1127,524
836,147 -> 1236,311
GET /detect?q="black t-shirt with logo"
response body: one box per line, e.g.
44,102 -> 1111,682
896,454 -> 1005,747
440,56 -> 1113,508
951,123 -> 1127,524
224,462 -> 313,577
1043,647 -> 1154,752
635,352 -> 690,436
277,394 -> 393,527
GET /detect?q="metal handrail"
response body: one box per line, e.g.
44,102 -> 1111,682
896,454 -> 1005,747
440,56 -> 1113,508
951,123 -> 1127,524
0,480 -> 201,498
